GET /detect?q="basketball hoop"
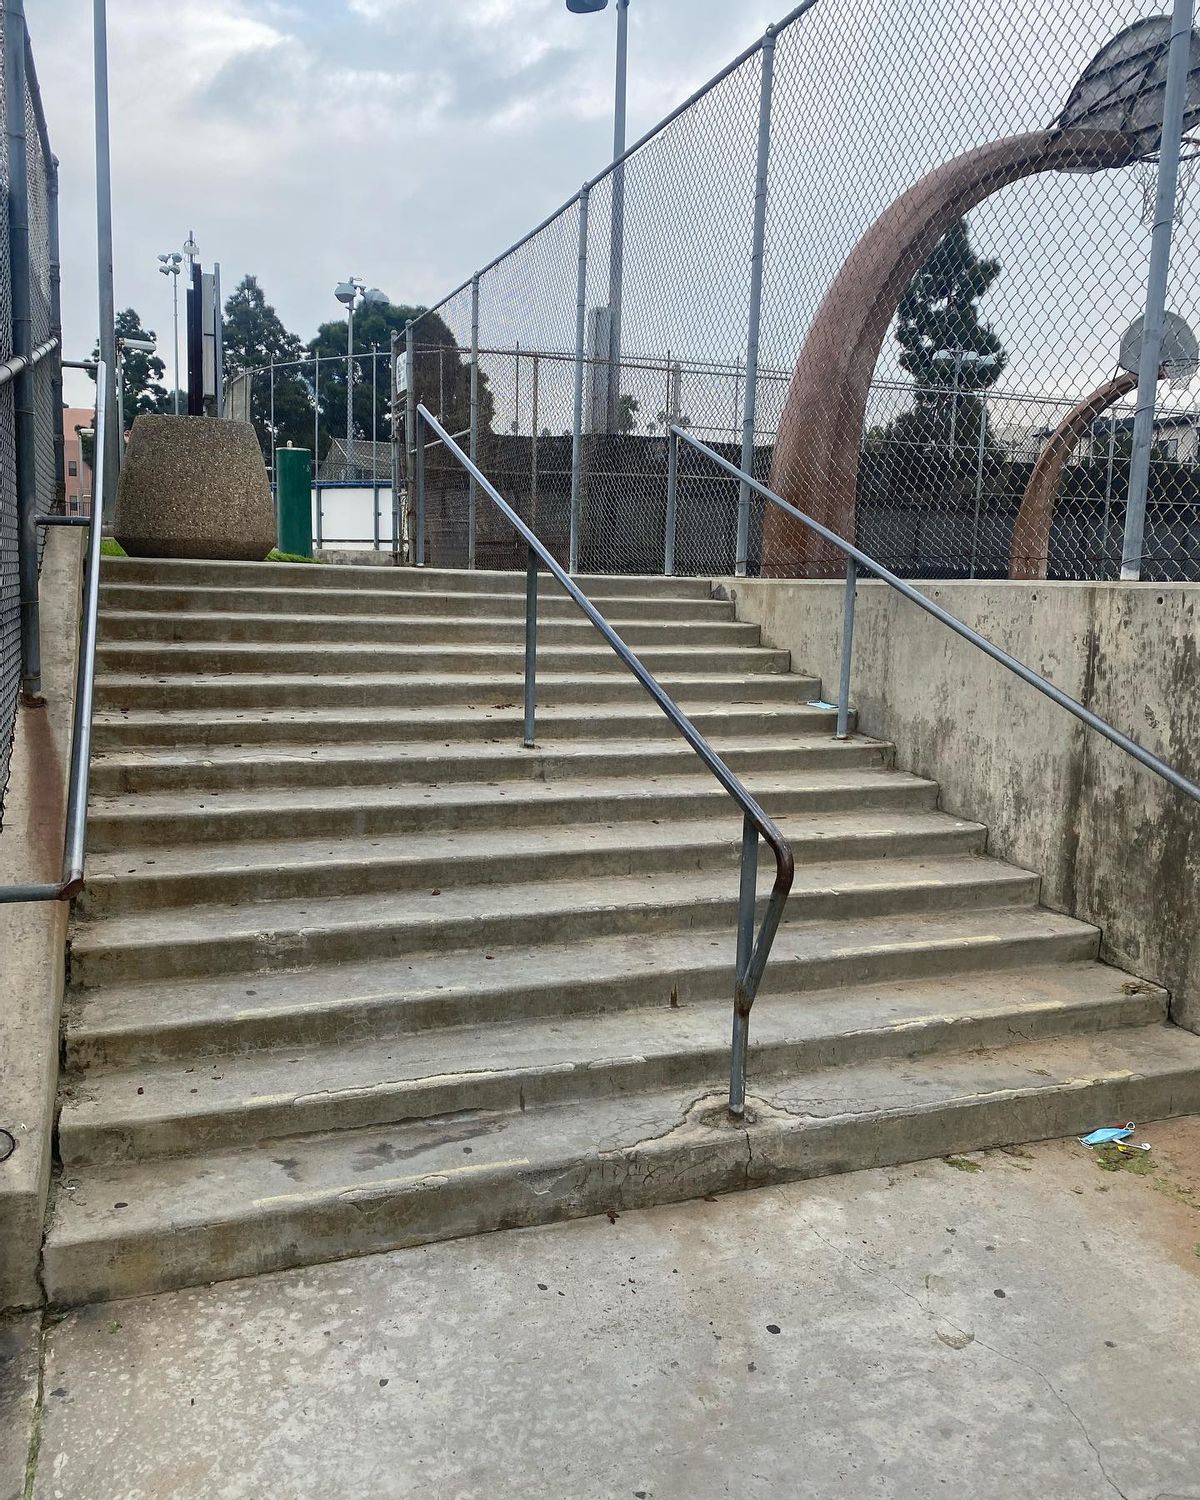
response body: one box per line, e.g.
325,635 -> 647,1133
1118,309 -> 1200,389
1137,146 -> 1200,227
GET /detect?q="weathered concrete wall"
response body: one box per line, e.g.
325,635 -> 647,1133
0,529 -> 83,1309
722,578 -> 1200,1031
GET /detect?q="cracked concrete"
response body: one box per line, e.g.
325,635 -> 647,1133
10,1121 -> 1200,1500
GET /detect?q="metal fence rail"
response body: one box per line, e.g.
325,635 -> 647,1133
0,0 -> 63,827
404,0 -> 1200,584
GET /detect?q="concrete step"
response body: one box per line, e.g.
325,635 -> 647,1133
68,854 -> 1040,987
57,964 -> 1167,1168
64,906 -> 1104,1072
97,583 -> 736,624
98,609 -> 759,648
91,702 -> 845,751
94,640 -> 794,679
101,558 -> 714,598
84,767 -> 939,849
94,670 -> 823,713
88,732 -> 887,797
45,1021 -> 1200,1304
80,808 -> 983,918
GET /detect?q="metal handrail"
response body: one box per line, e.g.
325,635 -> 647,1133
415,403 -> 795,1116
0,364 -> 107,902
669,424 -> 1200,806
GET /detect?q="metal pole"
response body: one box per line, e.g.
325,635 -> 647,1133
48,153 -> 65,513
468,274 -> 480,568
836,560 -> 856,739
523,544 -> 538,748
570,185 -> 590,574
269,361 -> 276,488
1123,0 -> 1195,579
606,0 -> 629,432
531,353 -> 540,534
665,426 -> 679,575
415,403 -> 426,568
514,341 -> 520,438
390,330 -> 403,561
1102,414 -> 1118,572
313,351 -> 322,549
116,349 -> 124,439
171,268 -> 180,414
6,0 -> 40,696
969,394 -> 987,578
93,0 -> 118,522
736,27 -> 776,577
213,261 -> 224,417
729,811 -> 758,1118
371,345 -> 380,548
345,299 -> 355,479
405,321 -> 418,563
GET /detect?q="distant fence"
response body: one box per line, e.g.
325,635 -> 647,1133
407,0 -> 1200,581
0,5 -> 64,823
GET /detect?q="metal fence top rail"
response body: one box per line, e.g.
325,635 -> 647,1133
414,0 -> 821,330
671,423 -> 1200,805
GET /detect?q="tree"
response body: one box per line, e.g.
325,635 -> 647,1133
883,217 -> 1007,475
616,393 -> 639,434
223,275 -> 311,456
90,308 -> 174,431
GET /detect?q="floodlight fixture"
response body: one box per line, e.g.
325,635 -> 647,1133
566,0 -> 609,11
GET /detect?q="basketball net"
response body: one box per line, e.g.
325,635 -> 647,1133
1138,149 -> 1199,230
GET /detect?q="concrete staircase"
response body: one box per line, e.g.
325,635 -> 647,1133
44,557 -> 1200,1304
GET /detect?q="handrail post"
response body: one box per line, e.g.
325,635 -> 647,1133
523,544 -> 538,749
665,424 -> 679,576
570,184 -> 590,575
836,559 -> 856,740
1122,0 -> 1194,580
729,812 -> 759,1118
736,26 -> 777,578
469,273 -> 480,569
414,405 -> 426,568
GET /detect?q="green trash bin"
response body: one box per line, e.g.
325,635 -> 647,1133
276,446 -> 313,557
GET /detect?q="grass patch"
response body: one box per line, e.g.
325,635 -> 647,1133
267,549 -> 322,563
1092,1143 -> 1157,1175
943,1155 -> 982,1173
99,537 -> 127,557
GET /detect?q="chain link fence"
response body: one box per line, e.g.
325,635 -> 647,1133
0,6 -> 64,823
408,0 -> 1200,582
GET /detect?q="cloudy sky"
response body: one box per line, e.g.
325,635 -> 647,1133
30,0 -> 782,403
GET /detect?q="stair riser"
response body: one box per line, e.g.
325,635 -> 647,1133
86,777 -> 937,850
100,614 -> 758,648
92,705 -> 845,751
94,673 -> 823,713
45,1055 -> 1192,1305
59,991 -> 1166,1168
89,741 -> 887,797
98,586 -> 734,624
66,926 -> 1102,1072
70,872 -> 1040,987
102,562 -> 714,598
96,644 -> 792,678
80,823 -> 982,919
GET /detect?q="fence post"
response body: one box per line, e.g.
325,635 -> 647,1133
371,344 -> 380,549
405,320 -> 417,564
469,273 -> 480,569
1122,0 -> 1194,580
390,330 -> 403,559
6,0 -> 41,698
530,353 -> 540,535
736,27 -> 777,577
665,426 -> 679,576
415,404 -> 426,568
48,151 -> 65,513
268,361 -> 276,489
969,396 -> 987,578
570,184 -> 591,575
523,544 -> 538,749
836,559 -> 857,740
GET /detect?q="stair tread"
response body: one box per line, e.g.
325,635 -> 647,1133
67,904 -> 1099,1044
87,765 -> 929,819
84,807 -> 979,883
60,962 -> 1166,1134
48,1022 -> 1200,1252
95,669 -> 818,688
71,853 -> 1034,952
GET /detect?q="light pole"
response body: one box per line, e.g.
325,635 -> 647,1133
333,279 -> 388,478
567,0 -> 629,432
157,252 -> 183,413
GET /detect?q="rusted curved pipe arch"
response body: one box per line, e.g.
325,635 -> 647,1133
763,128 -> 1137,577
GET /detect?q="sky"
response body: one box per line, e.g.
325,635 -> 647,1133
30,0 -> 782,405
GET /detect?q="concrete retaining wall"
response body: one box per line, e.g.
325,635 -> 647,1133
722,578 -> 1200,1032
0,529 -> 83,1309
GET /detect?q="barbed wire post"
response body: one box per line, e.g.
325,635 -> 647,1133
1122,0 -> 1195,580
736,25 -> 777,577
570,185 -> 590,574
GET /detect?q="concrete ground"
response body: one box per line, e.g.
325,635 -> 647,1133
7,1121 -> 1200,1500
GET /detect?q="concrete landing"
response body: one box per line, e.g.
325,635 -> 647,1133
12,1121 -> 1200,1499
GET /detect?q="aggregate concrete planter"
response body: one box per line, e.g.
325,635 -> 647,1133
115,415 -> 275,561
